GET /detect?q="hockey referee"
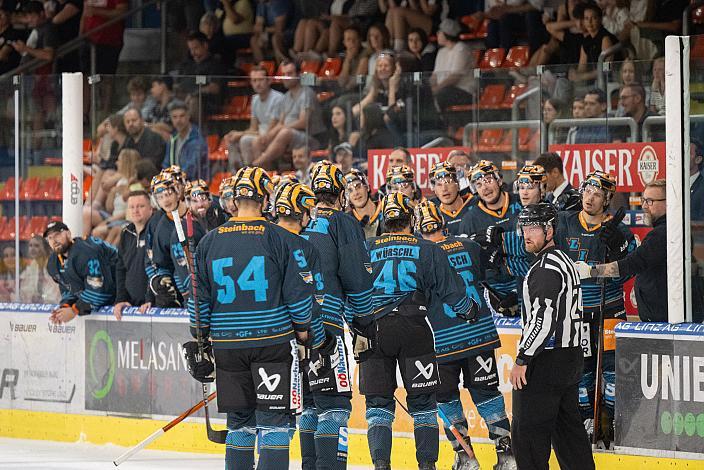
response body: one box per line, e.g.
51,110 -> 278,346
510,203 -> 594,470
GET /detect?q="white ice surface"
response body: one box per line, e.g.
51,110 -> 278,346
0,438 -> 371,469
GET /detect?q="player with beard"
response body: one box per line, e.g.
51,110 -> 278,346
555,171 -> 636,446
415,200 -> 516,470
345,169 -> 382,239
428,161 -> 474,236
44,221 -> 118,323
185,179 -> 227,231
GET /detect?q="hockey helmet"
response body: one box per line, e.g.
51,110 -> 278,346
386,164 -> 415,186
414,200 -> 444,234
163,165 -> 187,186
380,192 -> 413,222
233,166 -> 273,202
275,183 -> 317,220
311,162 -> 345,195
517,202 -> 558,231
580,170 -> 617,207
429,161 -> 457,185
150,170 -> 177,195
514,164 -> 547,193
344,168 -> 369,189
185,179 -> 210,200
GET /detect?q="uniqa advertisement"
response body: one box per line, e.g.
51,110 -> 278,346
615,322 -> 704,455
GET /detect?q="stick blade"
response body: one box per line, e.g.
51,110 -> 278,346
207,428 -> 228,444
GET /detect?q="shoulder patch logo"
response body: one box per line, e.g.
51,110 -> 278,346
299,271 -> 313,284
364,263 -> 373,274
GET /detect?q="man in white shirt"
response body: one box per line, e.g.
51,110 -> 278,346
430,19 -> 476,112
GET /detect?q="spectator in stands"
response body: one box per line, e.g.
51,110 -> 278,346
163,100 -> 209,181
337,25 -> 370,95
0,245 -> 16,302
566,96 -> 585,144
122,107 -> 166,170
364,22 -> 391,78
354,50 -> 396,121
223,65 -> 284,168
481,0 -> 548,54
80,0 -> 127,74
96,113 -> 127,172
327,0 -> 380,57
20,235 -> 60,303
359,102 -> 394,155
89,148 -> 140,243
574,88 -> 609,144
217,0 -> 254,53
649,56 -> 665,115
148,76 -> 176,140
113,190 -> 154,320
250,0 -> 291,63
531,0 -> 584,67
118,77 -> 157,119
619,83 -> 655,140
176,31 -> 227,116
199,12 -> 227,62
376,146 -> 412,196
51,0 -> 82,72
626,0 -> 688,60
599,0 -> 628,37
251,59 -> 326,170
430,19 -> 475,112
334,142 -> 355,173
132,159 -> 160,192
292,146 -> 314,186
690,139 -> 704,221
379,0 -> 438,52
290,1 -> 329,59
13,1 -> 57,65
570,3 -> 617,83
0,7 -> 22,74
543,97 -> 569,143
612,59 -> 642,116
328,104 -> 359,157
447,149 -> 474,195
407,27 -> 436,72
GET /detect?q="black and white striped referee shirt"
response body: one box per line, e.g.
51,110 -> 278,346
516,245 -> 583,365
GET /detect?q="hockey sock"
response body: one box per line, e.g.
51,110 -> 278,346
468,388 -> 512,441
315,409 -> 351,470
437,399 -> 468,452
578,372 -> 595,421
365,402 -> 395,463
299,407 -> 318,470
257,411 -> 291,470
407,394 -> 439,464
226,412 -> 256,470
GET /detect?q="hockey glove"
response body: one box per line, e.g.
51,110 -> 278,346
149,275 -> 182,308
309,332 -> 341,376
74,298 -> 93,316
574,261 -> 593,279
295,330 -> 312,362
599,208 -> 628,261
351,320 -> 375,363
455,297 -> 480,323
183,340 -> 215,383
483,283 -> 520,317
471,225 -> 505,249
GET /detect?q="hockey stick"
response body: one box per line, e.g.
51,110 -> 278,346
592,207 -> 625,447
113,392 -> 217,466
174,210 -> 227,444
392,395 -> 477,459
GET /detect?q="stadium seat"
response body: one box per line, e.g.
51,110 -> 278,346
310,150 -> 329,161
478,84 -> 507,110
259,60 -> 276,76
502,46 -> 530,68
317,91 -> 335,102
207,135 -> 219,153
83,174 -> 92,202
692,36 -> 704,59
471,49 -> 483,67
476,129 -> 505,152
240,62 -> 254,75
21,177 -> 40,200
43,177 -> 62,201
83,138 -> 93,164
0,177 -> 16,201
479,48 -> 505,69
693,5 -> 704,24
499,84 -> 529,109
318,57 -> 342,79
520,128 -> 540,152
301,60 -> 321,75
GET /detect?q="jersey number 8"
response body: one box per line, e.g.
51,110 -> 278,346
213,256 -> 268,303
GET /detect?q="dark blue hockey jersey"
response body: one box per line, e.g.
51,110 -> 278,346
151,211 -> 181,279
362,233 -> 470,325
457,192 -> 524,295
169,214 -> 206,297
190,217 -> 314,349
47,236 -> 118,309
302,207 -> 374,335
432,195 -> 475,236
429,237 -> 500,363
556,211 -> 636,314
144,210 -> 166,280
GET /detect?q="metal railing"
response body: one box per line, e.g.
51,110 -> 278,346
548,117 -> 637,145
597,43 -> 636,91
642,114 -> 704,142
463,120 -> 542,159
0,0 -> 171,80
511,86 -> 540,153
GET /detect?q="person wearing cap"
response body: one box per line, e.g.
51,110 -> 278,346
345,168 -> 382,239
113,190 -> 154,320
415,200 -> 517,470
430,18 -> 476,112
185,179 -> 227,231
12,1 -> 57,65
183,165 -> 313,470
428,161 -> 474,236
333,142 -> 355,174
355,193 -> 476,470
510,202 -> 594,470
44,221 -> 118,323
554,170 -> 636,447
301,162 -> 374,470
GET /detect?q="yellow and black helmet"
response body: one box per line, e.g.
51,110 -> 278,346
515,164 -> 547,191
311,162 -> 345,195
469,160 -> 501,182
344,168 -> 369,189
218,176 -> 235,200
185,179 -> 210,199
275,183 -> 316,220
163,165 -> 187,186
233,166 -> 273,202
386,164 -> 415,186
380,192 -> 414,222
580,170 -> 617,207
150,170 -> 177,195
414,200 -> 444,234
429,161 -> 457,185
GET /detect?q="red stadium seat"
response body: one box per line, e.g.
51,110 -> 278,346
479,48 -> 506,69
502,46 -> 530,68
318,57 -> 342,79
259,60 -> 276,76
301,60 -> 321,75
0,177 -> 16,201
499,84 -> 529,109
478,84 -> 507,110
476,129 -> 505,152
210,172 -> 228,196
21,177 -> 40,200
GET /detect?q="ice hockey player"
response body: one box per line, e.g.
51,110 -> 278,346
510,202 -> 594,470
184,179 -> 227,231
414,200 -> 516,470
555,170 -> 636,446
146,169 -> 187,307
301,162 -> 374,470
428,161 -> 474,236
184,166 -> 314,470
354,193 -> 476,470
386,164 -> 422,203
218,176 -> 237,217
344,169 -> 382,239
458,161 -> 523,315
44,221 -> 118,323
